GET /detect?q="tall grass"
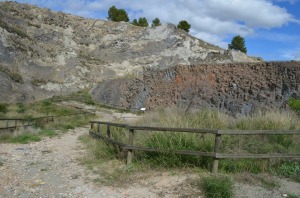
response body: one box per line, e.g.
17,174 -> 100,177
92,108 -> 300,177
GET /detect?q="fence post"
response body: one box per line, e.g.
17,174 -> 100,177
91,122 -> 94,131
127,128 -> 134,165
97,123 -> 100,134
107,125 -> 111,138
15,120 -> 17,129
212,132 -> 221,174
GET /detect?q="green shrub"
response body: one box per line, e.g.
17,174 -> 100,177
276,160 -> 300,180
17,103 -> 26,113
202,175 -> 234,198
288,98 -> 300,113
0,103 -> 8,113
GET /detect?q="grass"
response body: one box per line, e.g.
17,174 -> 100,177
78,134 -> 131,185
89,108 -> 300,180
0,128 -> 59,144
201,175 -> 234,198
0,100 -> 95,143
0,19 -> 28,38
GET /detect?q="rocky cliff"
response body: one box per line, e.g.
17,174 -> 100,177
0,1 -> 258,102
91,61 -> 300,115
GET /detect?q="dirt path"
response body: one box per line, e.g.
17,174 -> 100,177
0,127 -> 202,198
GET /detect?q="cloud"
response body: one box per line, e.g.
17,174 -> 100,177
282,48 -> 300,60
274,0 -> 298,4
8,0 -> 300,49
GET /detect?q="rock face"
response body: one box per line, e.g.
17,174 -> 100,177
91,62 -> 300,115
0,1 -> 258,102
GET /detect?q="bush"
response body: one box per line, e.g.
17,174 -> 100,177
275,160 -> 300,181
202,175 -> 234,198
0,103 -> 8,113
17,103 -> 26,113
288,98 -> 300,113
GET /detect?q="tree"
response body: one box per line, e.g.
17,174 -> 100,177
138,17 -> 148,27
228,35 -> 247,54
107,6 -> 129,22
177,20 -> 191,32
152,18 -> 161,27
131,17 -> 149,27
131,19 -> 139,26
108,6 -> 118,21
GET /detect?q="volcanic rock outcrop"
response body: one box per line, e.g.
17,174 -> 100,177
0,1 -> 259,102
91,61 -> 300,115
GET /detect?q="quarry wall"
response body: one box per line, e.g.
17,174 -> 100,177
91,61 -> 300,115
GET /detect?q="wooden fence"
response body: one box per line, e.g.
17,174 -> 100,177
89,121 -> 300,173
0,116 -> 54,132
0,108 -> 94,133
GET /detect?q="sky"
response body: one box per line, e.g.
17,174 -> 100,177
2,0 -> 300,61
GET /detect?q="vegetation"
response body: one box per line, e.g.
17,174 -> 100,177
177,20 -> 191,32
288,97 -> 300,114
0,100 -> 95,143
0,65 -> 23,83
202,175 -> 234,198
228,35 -> 247,54
0,19 -> 28,38
0,103 -> 8,114
107,6 -> 129,22
152,18 -> 161,27
132,17 -> 149,27
89,108 -> 300,180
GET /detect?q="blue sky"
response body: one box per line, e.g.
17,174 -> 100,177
2,0 -> 300,60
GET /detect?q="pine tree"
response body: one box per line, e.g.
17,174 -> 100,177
228,35 -> 247,54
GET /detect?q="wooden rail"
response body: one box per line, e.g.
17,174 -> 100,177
0,109 -> 94,132
0,116 -> 54,132
89,121 -> 300,173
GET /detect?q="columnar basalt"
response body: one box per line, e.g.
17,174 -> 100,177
91,62 -> 300,115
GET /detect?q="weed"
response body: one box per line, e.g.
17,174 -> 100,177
0,19 -> 28,38
17,103 -> 26,113
0,103 -> 8,113
288,98 -> 300,114
287,193 -> 299,198
10,133 -> 41,144
275,160 -> 300,180
201,175 -> 234,198
39,129 -> 57,137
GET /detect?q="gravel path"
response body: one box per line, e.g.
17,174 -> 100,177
0,127 -> 202,198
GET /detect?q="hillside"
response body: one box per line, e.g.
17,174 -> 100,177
0,1 -> 259,103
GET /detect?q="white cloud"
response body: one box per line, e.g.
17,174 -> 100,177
274,0 -> 298,4
9,0 -> 300,49
282,48 -> 300,60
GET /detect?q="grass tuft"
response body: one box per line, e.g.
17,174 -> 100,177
202,175 -> 234,198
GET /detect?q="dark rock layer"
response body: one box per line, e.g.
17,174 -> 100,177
91,62 -> 300,115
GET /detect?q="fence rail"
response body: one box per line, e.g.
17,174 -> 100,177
0,108 -> 94,132
89,121 -> 300,173
0,116 -> 54,132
